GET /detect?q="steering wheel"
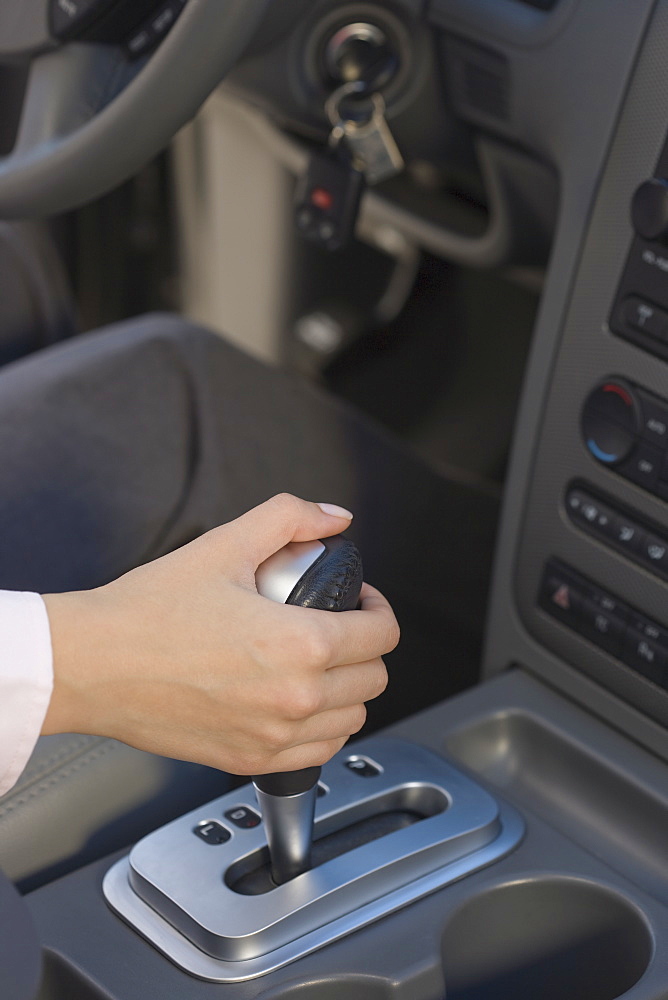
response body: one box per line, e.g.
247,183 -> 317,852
0,0 -> 272,218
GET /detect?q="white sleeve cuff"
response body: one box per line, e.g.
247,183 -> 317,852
0,592 -> 54,797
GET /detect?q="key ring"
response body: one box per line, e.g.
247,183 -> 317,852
325,80 -> 367,129
325,81 -> 387,146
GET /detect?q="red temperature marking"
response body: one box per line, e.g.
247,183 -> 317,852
602,383 -> 632,406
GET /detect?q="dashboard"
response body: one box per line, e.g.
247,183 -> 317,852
205,0 -> 668,754
219,0 -> 651,271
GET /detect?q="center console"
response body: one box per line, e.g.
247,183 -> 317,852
27,671 -> 668,1000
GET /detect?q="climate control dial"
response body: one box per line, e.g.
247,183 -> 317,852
581,379 -> 641,466
581,378 -> 668,499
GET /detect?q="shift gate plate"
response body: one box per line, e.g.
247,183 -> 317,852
103,737 -> 524,981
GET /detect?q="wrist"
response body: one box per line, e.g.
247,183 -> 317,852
41,590 -> 103,736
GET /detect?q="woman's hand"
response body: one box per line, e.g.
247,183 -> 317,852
41,494 -> 399,775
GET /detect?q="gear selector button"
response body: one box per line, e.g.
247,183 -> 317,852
224,806 -> 261,830
345,756 -> 382,777
193,821 -> 231,846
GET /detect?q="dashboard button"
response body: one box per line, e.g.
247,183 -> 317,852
50,0 -> 110,39
622,297 -> 668,340
628,612 -> 668,646
540,570 -> 584,627
622,629 -> 667,685
127,27 -> 154,56
565,489 -> 589,518
568,493 -> 613,534
631,178 -> 668,244
638,534 -> 668,575
595,512 -> 622,546
619,442 -> 662,491
638,392 -> 668,447
592,589 -> 628,622
608,514 -> 645,554
580,598 -> 625,655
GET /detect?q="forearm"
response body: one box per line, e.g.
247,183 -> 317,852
0,592 -> 52,796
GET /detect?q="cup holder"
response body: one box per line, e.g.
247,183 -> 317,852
441,877 -> 652,1000
257,975 -> 395,1000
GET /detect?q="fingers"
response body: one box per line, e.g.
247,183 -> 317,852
319,658 -> 388,711
245,737 -> 351,775
315,582 -> 401,667
224,493 -> 354,568
287,704 -> 369,745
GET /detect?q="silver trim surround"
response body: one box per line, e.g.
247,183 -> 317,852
254,540 -> 326,605
103,738 -> 525,981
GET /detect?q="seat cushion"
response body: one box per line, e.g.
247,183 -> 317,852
0,733 -> 234,891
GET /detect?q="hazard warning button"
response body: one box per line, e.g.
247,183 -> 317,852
551,583 -> 572,611
539,565 -> 585,628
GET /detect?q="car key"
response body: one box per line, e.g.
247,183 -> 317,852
253,535 -> 363,885
293,81 -> 403,250
326,85 -> 404,187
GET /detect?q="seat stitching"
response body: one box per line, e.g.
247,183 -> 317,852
0,741 -> 120,817
21,735 -> 101,779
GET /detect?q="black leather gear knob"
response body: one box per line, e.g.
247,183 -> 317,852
254,535 -> 363,797
285,535 -> 363,612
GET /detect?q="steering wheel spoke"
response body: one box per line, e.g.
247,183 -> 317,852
15,42 -> 133,153
0,0 -> 52,59
0,0 -> 271,217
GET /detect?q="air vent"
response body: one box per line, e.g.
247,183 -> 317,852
443,38 -> 510,124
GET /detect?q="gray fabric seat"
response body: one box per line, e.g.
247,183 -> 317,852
0,315 -> 240,889
0,313 -> 494,890
2,734 -> 232,892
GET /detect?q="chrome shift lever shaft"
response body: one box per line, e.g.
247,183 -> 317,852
253,773 -> 319,885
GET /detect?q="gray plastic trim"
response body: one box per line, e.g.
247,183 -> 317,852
482,0 -> 668,758
0,867 -> 42,1000
427,0 -> 581,48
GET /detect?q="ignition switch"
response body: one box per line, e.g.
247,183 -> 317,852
324,21 -> 400,92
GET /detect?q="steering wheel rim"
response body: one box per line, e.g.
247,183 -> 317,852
0,0 -> 271,218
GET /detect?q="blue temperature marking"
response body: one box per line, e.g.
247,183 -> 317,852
587,439 -> 618,463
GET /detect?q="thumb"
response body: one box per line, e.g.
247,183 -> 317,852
227,493 -> 354,568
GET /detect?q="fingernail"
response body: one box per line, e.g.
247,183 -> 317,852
317,502 -> 354,520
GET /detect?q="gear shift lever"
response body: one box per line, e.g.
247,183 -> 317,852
254,535 -> 363,885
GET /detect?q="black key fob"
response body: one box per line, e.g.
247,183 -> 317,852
294,150 -> 365,252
